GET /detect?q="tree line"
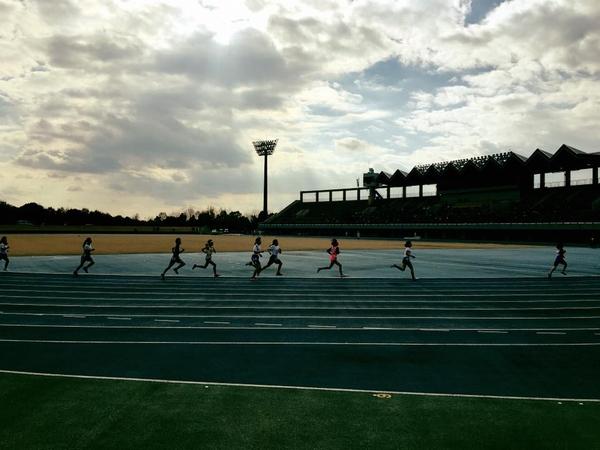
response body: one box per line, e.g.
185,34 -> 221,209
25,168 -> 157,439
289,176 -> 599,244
0,201 -> 262,233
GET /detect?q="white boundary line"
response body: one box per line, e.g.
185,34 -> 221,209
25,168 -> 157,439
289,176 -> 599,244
4,302 -> 600,312
4,291 -> 600,299
1,323 -> 598,332
2,311 -> 600,320
1,338 -> 599,346
0,369 -> 598,403
5,298 -> 600,305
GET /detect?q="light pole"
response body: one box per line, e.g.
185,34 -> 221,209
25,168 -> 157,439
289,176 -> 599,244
252,139 -> 278,220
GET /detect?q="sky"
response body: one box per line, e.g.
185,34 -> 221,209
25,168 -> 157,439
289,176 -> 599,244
1,0 -> 599,218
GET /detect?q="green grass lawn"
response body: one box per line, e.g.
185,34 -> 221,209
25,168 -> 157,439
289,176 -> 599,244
0,373 -> 598,450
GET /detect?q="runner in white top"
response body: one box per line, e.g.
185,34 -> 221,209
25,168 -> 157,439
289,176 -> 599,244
0,236 -> 9,271
192,239 -> 220,277
246,237 -> 263,279
391,240 -> 416,280
262,239 -> 283,276
73,237 -> 95,276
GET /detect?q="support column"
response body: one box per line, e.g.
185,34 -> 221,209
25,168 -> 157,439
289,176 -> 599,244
300,192 -> 304,202
540,172 -> 545,189
357,189 -> 361,201
593,167 -> 598,185
263,153 -> 268,216
565,170 -> 571,187
387,186 -> 391,199
402,186 -> 407,198
342,190 -> 347,201
419,184 -> 423,197
329,191 -> 333,202
315,192 -> 319,203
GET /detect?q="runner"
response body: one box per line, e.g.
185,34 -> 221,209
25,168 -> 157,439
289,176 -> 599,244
317,238 -> 345,277
73,237 -> 95,276
247,237 -> 263,279
548,243 -> 568,278
391,240 -> 417,280
262,239 -> 283,276
192,239 -> 220,277
161,237 -> 186,280
0,236 -> 9,271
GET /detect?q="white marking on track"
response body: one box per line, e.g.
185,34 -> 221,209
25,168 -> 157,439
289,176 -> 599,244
307,325 -> 336,329
254,323 -> 282,327
477,330 -> 508,334
1,369 -> 598,403
107,317 -> 131,321
204,321 -> 230,325
4,301 -> 600,312
2,311 -> 600,320
1,323 -> 598,332
63,315 -> 86,319
155,319 -> 179,323
0,338 -> 599,347
420,329 -> 449,332
536,332 -> 566,335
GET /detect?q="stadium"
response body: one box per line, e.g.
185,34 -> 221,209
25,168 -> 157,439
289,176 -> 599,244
3,1 -> 600,449
262,144 -> 600,244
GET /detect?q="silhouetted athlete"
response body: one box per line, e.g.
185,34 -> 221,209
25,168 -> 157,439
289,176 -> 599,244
392,240 -> 416,280
73,237 -> 95,276
0,236 -> 9,271
548,243 -> 567,278
161,237 -> 186,279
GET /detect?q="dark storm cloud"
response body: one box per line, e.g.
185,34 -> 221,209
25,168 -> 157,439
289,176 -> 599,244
15,147 -> 120,173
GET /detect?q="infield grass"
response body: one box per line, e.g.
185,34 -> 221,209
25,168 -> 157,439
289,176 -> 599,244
0,373 -> 598,450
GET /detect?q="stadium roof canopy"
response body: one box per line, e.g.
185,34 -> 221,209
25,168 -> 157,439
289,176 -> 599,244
375,145 -> 600,187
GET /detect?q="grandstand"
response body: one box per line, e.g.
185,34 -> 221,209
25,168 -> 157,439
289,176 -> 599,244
262,144 -> 600,243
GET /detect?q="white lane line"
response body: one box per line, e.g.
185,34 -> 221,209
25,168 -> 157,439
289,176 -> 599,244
5,298 -> 600,305
477,330 -> 508,334
1,369 -> 599,403
5,292 -> 600,300
536,332 -> 567,335
106,317 -> 131,321
154,319 -> 179,323
307,325 -> 337,329
5,285 -> 600,294
4,302 -> 600,312
0,338 -> 599,347
1,323 -> 598,332
420,328 -> 449,332
2,311 -> 600,320
204,321 -> 230,325
63,314 -> 86,319
254,323 -> 282,327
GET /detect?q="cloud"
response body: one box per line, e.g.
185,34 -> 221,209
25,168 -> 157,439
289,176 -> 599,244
0,0 -> 599,216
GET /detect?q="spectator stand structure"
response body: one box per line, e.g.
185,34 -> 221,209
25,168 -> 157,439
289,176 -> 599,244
262,145 -> 600,243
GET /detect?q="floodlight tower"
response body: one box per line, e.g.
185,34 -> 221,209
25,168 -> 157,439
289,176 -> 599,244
252,139 -> 278,219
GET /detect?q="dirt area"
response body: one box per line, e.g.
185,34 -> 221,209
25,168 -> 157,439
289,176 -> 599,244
2,234 -> 530,256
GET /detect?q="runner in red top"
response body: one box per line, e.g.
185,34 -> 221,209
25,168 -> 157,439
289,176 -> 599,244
317,238 -> 346,277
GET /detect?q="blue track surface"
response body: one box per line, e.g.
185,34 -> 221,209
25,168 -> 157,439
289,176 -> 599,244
1,269 -> 600,400
8,247 -> 600,278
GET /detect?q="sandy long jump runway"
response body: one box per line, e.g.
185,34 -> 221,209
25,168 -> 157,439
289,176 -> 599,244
1,272 -> 600,401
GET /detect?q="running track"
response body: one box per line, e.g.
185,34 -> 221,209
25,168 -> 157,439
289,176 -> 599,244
1,272 -> 600,400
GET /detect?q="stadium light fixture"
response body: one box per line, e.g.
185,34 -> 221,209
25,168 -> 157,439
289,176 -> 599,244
253,139 -> 278,220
